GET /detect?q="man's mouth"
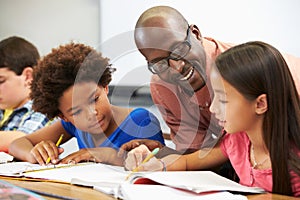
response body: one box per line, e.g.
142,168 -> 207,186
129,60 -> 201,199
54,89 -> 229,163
180,67 -> 194,81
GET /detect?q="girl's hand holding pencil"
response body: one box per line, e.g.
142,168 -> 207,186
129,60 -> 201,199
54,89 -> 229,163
125,147 -> 160,180
46,134 -> 64,164
124,145 -> 165,178
30,134 -> 65,166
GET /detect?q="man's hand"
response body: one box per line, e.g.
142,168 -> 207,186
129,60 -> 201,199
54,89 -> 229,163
118,139 -> 164,159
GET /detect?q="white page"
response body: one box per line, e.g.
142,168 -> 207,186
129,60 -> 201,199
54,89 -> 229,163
131,171 -> 264,194
120,184 -> 248,200
0,162 -> 50,176
0,152 -> 14,163
0,161 -> 83,177
24,163 -> 128,183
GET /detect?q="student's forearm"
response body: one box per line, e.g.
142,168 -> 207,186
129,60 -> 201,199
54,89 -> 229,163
0,131 -> 26,152
109,155 -> 124,166
162,147 -> 228,171
106,148 -> 125,166
162,154 -> 187,171
9,137 -> 36,163
86,147 -> 125,166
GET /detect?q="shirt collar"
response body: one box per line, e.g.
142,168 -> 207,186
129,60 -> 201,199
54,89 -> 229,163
14,100 -> 32,112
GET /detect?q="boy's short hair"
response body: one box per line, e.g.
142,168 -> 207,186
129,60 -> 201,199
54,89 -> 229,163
31,42 -> 116,119
0,36 -> 40,75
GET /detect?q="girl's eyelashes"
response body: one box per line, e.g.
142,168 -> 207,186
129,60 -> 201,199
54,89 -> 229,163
94,96 -> 99,102
90,95 -> 99,104
219,99 -> 228,104
70,94 -> 100,117
0,79 -> 6,84
72,109 -> 82,116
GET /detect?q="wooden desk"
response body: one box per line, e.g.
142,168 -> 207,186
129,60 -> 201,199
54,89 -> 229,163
247,193 -> 299,200
1,177 -> 298,200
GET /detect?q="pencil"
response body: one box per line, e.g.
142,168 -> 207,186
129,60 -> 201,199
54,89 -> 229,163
125,147 -> 160,180
46,134 -> 64,164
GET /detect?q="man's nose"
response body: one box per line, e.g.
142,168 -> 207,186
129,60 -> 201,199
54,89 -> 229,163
168,59 -> 185,73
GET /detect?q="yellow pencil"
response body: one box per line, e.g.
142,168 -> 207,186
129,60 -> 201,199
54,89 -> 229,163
46,134 -> 64,164
125,147 -> 160,180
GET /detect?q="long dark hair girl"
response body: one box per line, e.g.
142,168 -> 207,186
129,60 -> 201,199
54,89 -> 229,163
215,41 -> 300,196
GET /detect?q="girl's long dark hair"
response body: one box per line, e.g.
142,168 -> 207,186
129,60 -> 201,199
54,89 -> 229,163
215,41 -> 300,196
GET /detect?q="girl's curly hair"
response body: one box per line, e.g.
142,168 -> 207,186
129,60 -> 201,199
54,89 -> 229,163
30,42 -> 116,119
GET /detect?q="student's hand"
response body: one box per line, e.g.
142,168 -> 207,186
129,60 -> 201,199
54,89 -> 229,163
59,147 -> 123,166
30,140 -> 64,165
124,144 -> 163,171
118,139 -> 164,159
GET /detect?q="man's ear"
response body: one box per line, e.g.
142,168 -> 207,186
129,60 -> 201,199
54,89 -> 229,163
22,67 -> 33,87
190,24 -> 202,41
255,94 -> 268,115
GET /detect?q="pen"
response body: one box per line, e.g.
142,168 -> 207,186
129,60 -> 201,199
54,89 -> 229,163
125,147 -> 160,180
46,134 -> 64,164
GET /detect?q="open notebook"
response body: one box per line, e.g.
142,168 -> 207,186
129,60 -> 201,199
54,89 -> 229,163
0,162 -> 265,198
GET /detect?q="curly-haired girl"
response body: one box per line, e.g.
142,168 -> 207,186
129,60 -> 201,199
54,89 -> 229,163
9,42 -> 165,166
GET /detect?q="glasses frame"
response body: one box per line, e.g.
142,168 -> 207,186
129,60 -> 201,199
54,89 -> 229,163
147,25 -> 192,74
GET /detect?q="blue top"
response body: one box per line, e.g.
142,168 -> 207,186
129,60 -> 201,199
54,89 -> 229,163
61,108 -> 165,149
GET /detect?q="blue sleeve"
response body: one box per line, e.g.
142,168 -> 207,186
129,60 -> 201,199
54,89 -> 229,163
101,108 -> 165,149
128,108 -> 165,145
61,120 -> 76,137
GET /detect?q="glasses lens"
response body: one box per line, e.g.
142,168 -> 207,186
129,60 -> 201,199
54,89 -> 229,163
170,42 -> 191,60
148,59 -> 169,74
147,27 -> 191,74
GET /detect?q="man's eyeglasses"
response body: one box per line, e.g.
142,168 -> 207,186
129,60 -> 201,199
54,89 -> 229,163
147,25 -> 191,74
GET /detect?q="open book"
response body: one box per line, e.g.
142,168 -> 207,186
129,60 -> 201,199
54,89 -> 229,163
0,162 -> 265,198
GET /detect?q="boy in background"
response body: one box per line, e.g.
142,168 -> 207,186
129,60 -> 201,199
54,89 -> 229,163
0,36 -> 51,152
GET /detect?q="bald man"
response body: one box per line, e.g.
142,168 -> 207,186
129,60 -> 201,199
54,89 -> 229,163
120,6 -> 233,156
119,6 -> 300,156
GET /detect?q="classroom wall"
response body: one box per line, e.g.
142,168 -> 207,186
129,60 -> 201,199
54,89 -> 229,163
99,0 -> 300,86
0,0 -> 99,55
0,0 -> 299,86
